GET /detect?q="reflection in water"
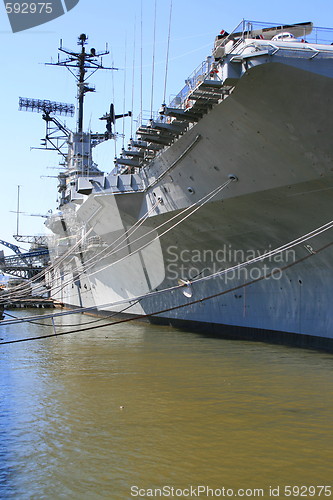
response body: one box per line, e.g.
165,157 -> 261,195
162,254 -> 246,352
1,309 -> 333,499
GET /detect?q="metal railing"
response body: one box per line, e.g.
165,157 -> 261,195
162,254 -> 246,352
169,56 -> 215,110
242,20 -> 333,45
135,20 -> 333,131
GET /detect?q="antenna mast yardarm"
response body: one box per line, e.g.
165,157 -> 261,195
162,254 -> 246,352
46,33 -> 118,133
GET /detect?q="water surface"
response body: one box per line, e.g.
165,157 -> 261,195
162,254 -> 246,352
1,309 -> 333,499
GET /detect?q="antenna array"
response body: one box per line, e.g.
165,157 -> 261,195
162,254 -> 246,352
19,97 -> 75,117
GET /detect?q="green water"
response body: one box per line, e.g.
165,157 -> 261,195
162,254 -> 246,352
1,310 -> 332,499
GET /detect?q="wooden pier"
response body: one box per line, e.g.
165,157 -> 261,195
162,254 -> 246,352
4,298 -> 55,309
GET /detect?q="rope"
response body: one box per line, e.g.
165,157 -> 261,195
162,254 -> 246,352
199,219 -> 333,284
163,0 -> 173,105
0,179 -> 233,313
150,0 -> 157,119
130,17 -> 136,139
140,0 -> 143,120
0,228 -> 89,302
41,200 -> 160,302
78,180 -> 232,279
2,215 -> 333,332
1,237 -> 332,346
2,299 -> 141,328
5,179 -> 231,304
122,35 -> 127,149
0,227 -> 95,302
1,189 -> 160,303
111,52 -> 117,159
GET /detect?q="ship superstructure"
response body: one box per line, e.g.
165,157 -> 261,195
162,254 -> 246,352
22,20 -> 333,350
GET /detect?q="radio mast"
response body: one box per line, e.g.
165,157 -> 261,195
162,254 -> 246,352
46,33 -> 116,133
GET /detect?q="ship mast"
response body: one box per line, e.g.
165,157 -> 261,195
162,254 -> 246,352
47,33 -> 117,133
77,34 -> 87,133
19,35 -> 130,208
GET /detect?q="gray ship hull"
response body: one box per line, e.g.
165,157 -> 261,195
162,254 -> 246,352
45,24 -> 333,350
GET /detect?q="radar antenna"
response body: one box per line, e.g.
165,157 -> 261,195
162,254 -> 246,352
18,98 -> 74,116
19,97 -> 74,156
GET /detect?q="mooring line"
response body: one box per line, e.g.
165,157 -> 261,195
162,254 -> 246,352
1,239 -> 332,346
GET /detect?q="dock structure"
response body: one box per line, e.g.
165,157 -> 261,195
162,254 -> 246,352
0,238 -> 49,280
3,298 -> 55,310
0,237 -> 51,318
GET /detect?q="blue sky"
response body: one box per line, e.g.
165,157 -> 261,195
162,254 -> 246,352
0,0 -> 332,254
